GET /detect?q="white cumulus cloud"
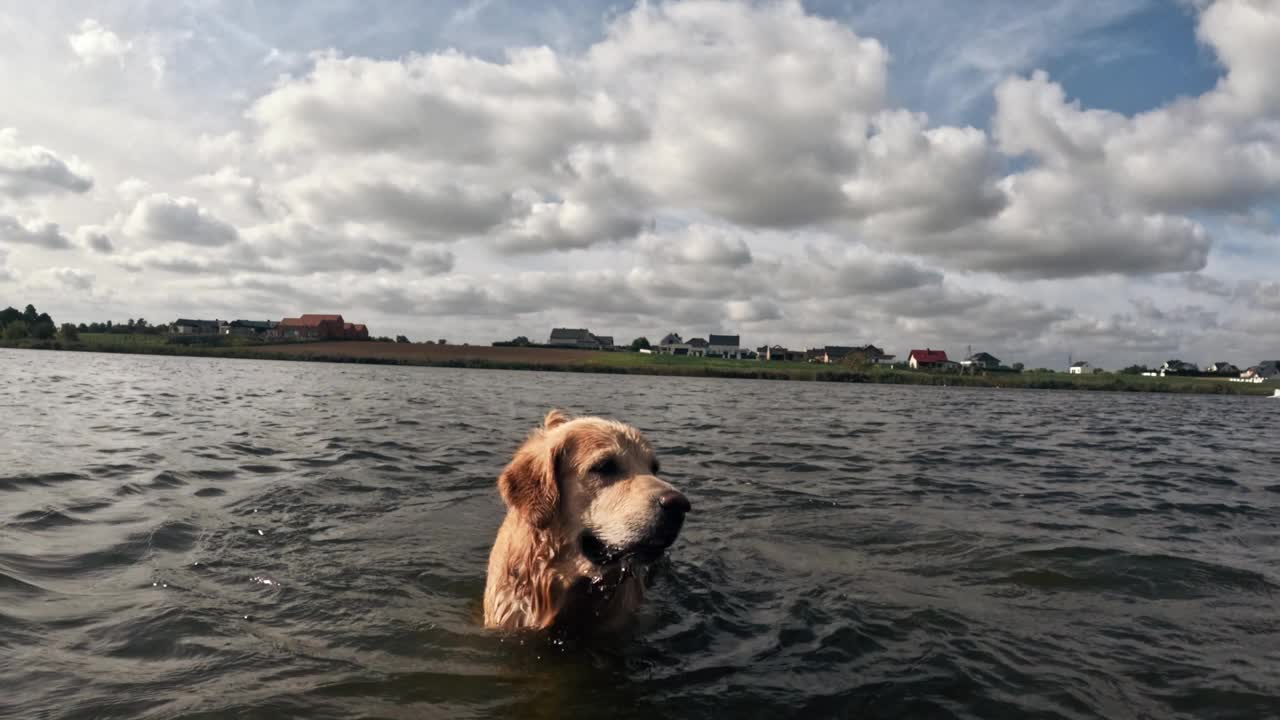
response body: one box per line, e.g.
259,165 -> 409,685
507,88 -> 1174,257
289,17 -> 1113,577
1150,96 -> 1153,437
67,19 -> 132,66
123,193 -> 240,247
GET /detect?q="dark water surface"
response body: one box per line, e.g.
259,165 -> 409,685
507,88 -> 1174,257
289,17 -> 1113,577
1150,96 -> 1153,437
2,349 -> 1279,719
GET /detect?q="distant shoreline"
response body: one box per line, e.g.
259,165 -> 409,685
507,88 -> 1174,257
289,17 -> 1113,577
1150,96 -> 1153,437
3,336 -> 1274,397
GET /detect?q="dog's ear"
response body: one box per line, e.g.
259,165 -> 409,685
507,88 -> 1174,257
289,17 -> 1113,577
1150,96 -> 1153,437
543,409 -> 570,430
498,431 -> 563,528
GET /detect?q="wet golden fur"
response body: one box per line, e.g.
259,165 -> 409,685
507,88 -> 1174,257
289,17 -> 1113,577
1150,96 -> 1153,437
483,410 -> 685,634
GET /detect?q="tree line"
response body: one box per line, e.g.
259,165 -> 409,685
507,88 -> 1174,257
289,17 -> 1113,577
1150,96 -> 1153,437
0,304 -> 64,341
75,318 -> 166,335
1,304 -> 170,344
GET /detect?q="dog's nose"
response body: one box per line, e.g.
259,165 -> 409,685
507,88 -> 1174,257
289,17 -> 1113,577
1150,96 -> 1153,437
657,490 -> 691,516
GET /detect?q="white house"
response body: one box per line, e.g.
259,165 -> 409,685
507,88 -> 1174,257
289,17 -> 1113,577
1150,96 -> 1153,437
656,332 -> 694,356
707,334 -> 747,359
1068,361 -> 1093,374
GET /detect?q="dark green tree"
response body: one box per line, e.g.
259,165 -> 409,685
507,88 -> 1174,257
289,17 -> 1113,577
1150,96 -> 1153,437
60,323 -> 80,342
30,320 -> 56,340
0,306 -> 20,328
22,304 -> 38,323
629,336 -> 651,351
4,320 -> 28,340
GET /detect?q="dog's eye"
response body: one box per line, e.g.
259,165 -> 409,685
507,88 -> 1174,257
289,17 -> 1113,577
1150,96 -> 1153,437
592,457 -> 619,476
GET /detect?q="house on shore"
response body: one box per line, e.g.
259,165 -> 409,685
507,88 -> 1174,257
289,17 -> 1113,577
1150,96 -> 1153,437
1205,362 -> 1239,375
822,344 -> 896,365
548,328 -> 596,348
1159,360 -> 1198,376
809,345 -> 895,365
707,334 -> 747,359
547,328 -> 612,350
811,346 -> 856,364
344,323 -> 369,340
224,320 -> 277,337
757,345 -> 805,362
655,332 -> 748,358
656,333 -> 707,357
908,348 -> 951,370
961,352 -> 1001,370
854,344 -> 895,365
656,332 -> 687,355
278,314 -> 347,340
172,319 -> 220,335
1069,361 -> 1103,375
1241,361 -> 1280,380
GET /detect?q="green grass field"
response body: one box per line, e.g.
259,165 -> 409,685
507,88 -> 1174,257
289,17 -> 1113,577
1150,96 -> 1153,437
78,333 -> 170,348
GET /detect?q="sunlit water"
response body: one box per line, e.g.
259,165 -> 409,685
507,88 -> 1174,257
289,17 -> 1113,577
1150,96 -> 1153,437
2,348 -> 1278,719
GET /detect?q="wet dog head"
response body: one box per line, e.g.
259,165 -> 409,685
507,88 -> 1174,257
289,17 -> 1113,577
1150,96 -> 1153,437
498,409 -> 690,569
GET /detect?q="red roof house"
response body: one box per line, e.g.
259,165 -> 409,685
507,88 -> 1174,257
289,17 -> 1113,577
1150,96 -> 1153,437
344,322 -> 369,340
908,348 -> 950,369
278,314 -> 346,340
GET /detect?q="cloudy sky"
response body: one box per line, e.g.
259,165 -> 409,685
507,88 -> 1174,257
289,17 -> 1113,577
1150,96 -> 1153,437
1,0 -> 1278,368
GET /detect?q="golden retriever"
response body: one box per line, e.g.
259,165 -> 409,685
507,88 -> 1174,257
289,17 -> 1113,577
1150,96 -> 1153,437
483,409 -> 690,635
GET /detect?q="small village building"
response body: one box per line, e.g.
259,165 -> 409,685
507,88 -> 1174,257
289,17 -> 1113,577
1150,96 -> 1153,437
224,320 -> 276,337
961,352 -> 1001,369
171,319 -> 220,335
908,348 -> 950,370
548,328 -> 596,348
855,344 -> 895,365
707,334 -> 746,359
1159,360 -> 1198,376
757,345 -> 805,362
814,346 -> 855,364
548,328 -> 612,350
278,314 -> 346,340
657,333 -> 688,355
1241,361 -> 1280,380
1069,361 -> 1102,375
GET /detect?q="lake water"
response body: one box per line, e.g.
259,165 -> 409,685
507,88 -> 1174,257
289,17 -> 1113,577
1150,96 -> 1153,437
2,348 -> 1278,719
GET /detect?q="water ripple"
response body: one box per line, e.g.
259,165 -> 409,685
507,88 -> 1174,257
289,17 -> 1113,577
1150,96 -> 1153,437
1,348 -> 1278,719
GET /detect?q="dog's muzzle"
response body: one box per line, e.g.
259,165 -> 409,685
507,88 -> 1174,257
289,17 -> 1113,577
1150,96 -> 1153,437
581,490 -> 691,566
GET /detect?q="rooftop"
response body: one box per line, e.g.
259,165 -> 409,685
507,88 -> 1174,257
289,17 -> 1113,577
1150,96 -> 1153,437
550,328 -> 593,341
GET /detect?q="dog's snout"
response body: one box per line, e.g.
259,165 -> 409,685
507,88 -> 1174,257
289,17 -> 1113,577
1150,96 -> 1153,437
657,490 -> 691,516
